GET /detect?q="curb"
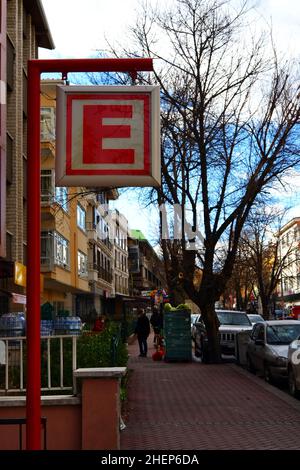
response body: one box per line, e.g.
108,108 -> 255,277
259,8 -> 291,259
229,363 -> 300,413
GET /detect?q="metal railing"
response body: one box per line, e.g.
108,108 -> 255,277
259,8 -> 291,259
0,417 -> 47,449
0,335 -> 78,395
110,324 -> 122,366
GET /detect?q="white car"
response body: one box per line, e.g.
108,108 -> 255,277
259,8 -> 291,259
194,310 -> 253,360
191,313 -> 200,339
247,313 -> 264,325
247,320 -> 300,383
288,337 -> 300,398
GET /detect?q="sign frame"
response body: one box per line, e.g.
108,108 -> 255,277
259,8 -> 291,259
56,85 -> 161,187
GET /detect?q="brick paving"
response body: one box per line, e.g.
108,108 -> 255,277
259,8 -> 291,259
120,333 -> 300,450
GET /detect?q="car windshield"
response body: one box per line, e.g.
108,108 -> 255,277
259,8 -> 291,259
248,315 -> 264,323
266,324 -> 300,345
217,312 -> 251,326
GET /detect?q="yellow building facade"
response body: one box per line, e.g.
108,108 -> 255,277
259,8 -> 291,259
40,80 -> 90,315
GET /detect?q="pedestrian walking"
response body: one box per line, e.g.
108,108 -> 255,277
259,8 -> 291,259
135,308 -> 150,357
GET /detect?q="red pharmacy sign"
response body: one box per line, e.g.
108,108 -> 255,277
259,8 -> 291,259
56,85 -> 160,187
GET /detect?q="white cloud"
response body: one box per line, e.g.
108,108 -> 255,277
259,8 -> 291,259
110,189 -> 160,243
40,0 -> 300,59
41,0 -> 141,58
255,0 -> 300,56
40,0 -> 300,237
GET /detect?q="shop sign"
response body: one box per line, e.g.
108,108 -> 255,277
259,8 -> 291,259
56,85 -> 161,187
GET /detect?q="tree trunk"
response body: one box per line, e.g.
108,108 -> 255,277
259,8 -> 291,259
200,302 -> 222,363
260,295 -> 270,319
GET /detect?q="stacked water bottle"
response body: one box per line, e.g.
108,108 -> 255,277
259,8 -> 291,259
54,316 -> 82,335
0,312 -> 26,337
40,319 -> 53,336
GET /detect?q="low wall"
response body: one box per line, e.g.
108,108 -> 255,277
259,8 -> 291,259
0,367 -> 126,450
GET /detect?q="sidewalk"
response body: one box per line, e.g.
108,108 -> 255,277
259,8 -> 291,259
121,333 -> 300,450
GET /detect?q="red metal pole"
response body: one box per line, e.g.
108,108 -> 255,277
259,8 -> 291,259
26,57 -> 154,450
26,61 -> 41,450
30,57 -> 153,74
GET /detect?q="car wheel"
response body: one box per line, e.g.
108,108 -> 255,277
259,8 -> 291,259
288,367 -> 300,399
246,355 -> 255,374
264,364 -> 273,384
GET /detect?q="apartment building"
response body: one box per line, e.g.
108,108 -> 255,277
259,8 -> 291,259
112,210 -> 129,297
40,80 -> 125,319
83,186 -> 118,317
0,0 -> 54,314
278,217 -> 300,305
128,229 -> 165,296
40,80 -> 92,316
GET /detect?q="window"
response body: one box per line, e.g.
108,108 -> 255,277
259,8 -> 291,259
41,107 -> 55,141
97,191 -> 108,206
53,301 -> 65,316
23,157 -> 27,199
23,243 -> 27,266
41,231 -> 53,266
55,186 -> 68,209
41,169 -> 54,203
23,8 -> 28,39
6,133 -> 13,184
54,232 -> 69,268
77,204 -> 86,230
78,250 -> 87,277
7,37 -> 15,91
23,71 -> 27,117
5,232 -> 13,260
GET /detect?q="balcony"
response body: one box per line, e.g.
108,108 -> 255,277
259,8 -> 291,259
41,190 -> 55,207
98,267 -> 113,284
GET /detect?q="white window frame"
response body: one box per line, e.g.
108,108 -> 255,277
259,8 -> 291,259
41,169 -> 55,204
77,204 -> 86,231
54,232 -> 70,268
78,250 -> 88,278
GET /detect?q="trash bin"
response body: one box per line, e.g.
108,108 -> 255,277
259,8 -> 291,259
164,309 -> 192,361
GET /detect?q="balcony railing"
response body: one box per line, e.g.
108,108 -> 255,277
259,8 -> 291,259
87,264 -> 113,284
98,267 -> 113,284
0,335 -> 78,395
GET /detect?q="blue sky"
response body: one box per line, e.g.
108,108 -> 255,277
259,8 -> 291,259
40,0 -> 300,241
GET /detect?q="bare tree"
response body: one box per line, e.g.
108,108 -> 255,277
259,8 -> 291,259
220,243 -> 256,311
102,0 -> 300,362
240,206 -> 294,319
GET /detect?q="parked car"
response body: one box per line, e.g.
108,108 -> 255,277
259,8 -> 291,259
191,313 -> 201,339
194,310 -> 253,361
247,320 -> 300,383
288,336 -> 300,398
247,313 -> 265,325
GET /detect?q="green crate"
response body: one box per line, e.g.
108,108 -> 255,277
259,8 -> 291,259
163,309 -> 192,362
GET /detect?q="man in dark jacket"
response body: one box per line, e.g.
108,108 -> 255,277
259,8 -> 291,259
135,308 -> 150,357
